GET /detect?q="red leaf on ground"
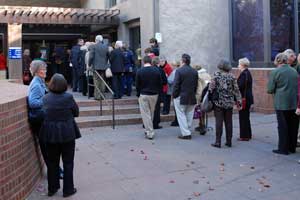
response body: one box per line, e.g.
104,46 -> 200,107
193,192 -> 201,197
144,156 -> 148,160
186,164 -> 190,168
169,180 -> 175,183
220,163 -> 225,166
209,186 -> 215,191
190,161 -> 195,165
193,180 -> 199,184
250,166 -> 255,170
264,184 -> 271,188
140,150 -> 145,154
130,149 -> 134,152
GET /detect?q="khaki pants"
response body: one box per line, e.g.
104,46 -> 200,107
93,70 -> 106,100
0,70 -> 6,80
174,97 -> 195,136
138,94 -> 158,138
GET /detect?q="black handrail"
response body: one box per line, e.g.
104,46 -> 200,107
87,69 -> 115,129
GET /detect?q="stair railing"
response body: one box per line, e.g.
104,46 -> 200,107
87,68 -> 115,129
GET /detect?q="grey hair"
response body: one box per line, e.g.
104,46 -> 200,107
283,49 -> 295,58
115,41 -> 123,49
217,59 -> 232,72
30,60 -> 47,76
274,53 -> 288,66
152,56 -> 160,66
159,55 -> 167,62
95,35 -> 103,43
238,57 -> 250,67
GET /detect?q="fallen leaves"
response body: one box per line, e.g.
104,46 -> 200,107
169,180 -> 175,183
193,180 -> 199,184
193,192 -> 201,197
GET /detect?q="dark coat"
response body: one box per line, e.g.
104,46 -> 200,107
110,48 -> 125,73
237,69 -> 254,106
172,64 -> 198,105
39,92 -> 81,143
156,65 -> 168,93
88,42 -> 109,70
70,45 -> 85,75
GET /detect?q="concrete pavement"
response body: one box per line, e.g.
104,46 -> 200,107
27,113 -> 300,200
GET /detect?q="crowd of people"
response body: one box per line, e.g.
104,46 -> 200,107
26,33 -> 300,197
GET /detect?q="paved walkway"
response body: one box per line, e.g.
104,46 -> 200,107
27,113 -> 300,200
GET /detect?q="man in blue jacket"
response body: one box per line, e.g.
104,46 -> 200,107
70,38 -> 84,92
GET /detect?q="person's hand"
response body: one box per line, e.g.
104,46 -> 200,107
296,108 -> 300,115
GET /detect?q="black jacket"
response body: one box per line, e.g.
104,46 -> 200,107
110,48 -> 125,73
172,64 -> 198,105
39,92 -> 81,143
237,69 -> 254,106
136,66 -> 162,97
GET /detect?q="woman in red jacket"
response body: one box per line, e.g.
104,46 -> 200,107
159,56 -> 173,115
0,50 -> 6,79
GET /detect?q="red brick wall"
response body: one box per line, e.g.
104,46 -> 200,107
232,68 -> 274,114
0,82 -> 43,200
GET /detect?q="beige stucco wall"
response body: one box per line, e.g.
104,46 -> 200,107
159,0 -> 231,73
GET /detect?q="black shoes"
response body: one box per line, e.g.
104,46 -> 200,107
63,188 -> 77,198
225,142 -> 232,147
170,121 -> 179,127
161,111 -> 169,115
154,126 -> 163,130
48,189 -> 58,197
195,127 -> 207,135
211,143 -> 221,148
178,135 -> 192,140
272,149 -> 289,155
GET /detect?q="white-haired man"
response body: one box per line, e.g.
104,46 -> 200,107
109,41 -> 125,99
88,35 -> 110,100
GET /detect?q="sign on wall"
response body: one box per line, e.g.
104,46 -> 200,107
155,33 -> 162,43
8,47 -> 22,59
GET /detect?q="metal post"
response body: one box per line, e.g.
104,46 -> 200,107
112,98 -> 115,129
100,99 -> 103,116
87,73 -> 90,99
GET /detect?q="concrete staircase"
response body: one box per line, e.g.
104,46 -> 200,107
73,93 -> 175,129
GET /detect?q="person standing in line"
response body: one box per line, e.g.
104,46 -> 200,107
149,38 -> 160,56
159,56 -> 173,115
152,56 -> 167,129
209,60 -> 241,148
237,58 -> 254,141
88,35 -> 110,100
267,53 -> 299,155
168,61 -> 181,127
172,54 -> 198,140
122,43 -> 135,96
70,38 -> 85,92
136,56 -> 162,140
110,41 -> 125,99
194,65 -> 211,135
40,74 -> 81,197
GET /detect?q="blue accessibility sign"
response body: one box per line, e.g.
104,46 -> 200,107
9,47 -> 22,59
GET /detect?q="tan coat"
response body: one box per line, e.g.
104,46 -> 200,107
196,69 -> 211,103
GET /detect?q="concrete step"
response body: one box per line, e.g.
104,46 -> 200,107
76,113 -> 175,129
76,98 -> 138,107
79,105 -> 140,116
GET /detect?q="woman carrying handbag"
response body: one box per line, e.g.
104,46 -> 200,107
237,58 -> 254,141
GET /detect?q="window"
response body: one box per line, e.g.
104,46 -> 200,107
232,0 -> 264,61
270,0 -> 295,60
108,0 -> 117,8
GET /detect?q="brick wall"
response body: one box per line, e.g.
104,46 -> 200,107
232,68 -> 274,114
0,81 -> 43,200
0,0 -> 82,8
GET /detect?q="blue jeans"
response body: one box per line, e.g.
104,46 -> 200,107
122,72 -> 133,96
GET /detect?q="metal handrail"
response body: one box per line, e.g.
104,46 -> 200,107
87,68 -> 115,129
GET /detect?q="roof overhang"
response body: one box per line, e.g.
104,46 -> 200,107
0,6 -> 120,25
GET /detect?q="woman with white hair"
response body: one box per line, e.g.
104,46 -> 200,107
27,60 -> 49,166
267,53 -> 299,155
237,57 -> 254,141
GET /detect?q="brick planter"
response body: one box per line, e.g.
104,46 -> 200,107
0,81 -> 43,200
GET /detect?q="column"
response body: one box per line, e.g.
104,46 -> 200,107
7,23 -> 22,80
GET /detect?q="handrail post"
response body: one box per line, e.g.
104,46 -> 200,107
87,74 -> 90,99
100,98 -> 103,116
112,98 -> 115,129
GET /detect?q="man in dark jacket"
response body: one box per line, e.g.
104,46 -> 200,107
136,56 -> 162,139
152,56 -> 167,129
70,38 -> 84,92
88,35 -> 109,100
172,54 -> 198,139
110,41 -> 125,99
122,43 -> 135,96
